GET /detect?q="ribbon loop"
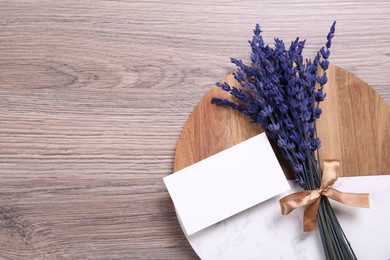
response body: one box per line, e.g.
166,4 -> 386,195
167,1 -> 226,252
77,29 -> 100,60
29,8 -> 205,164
279,160 -> 370,232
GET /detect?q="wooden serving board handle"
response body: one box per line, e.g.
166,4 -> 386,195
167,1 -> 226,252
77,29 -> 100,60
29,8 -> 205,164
173,65 -> 390,178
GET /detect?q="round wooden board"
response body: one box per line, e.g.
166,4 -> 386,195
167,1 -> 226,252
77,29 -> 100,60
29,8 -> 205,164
173,65 -> 390,179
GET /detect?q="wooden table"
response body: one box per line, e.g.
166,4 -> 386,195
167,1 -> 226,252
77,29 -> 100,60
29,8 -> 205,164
1,1 -> 389,259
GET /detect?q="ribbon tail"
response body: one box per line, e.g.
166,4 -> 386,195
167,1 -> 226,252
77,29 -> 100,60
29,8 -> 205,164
304,197 -> 321,232
324,188 -> 370,208
279,190 -> 313,215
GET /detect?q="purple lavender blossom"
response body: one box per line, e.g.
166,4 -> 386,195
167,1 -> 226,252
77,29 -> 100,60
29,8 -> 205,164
212,22 -> 336,190
211,23 -> 365,260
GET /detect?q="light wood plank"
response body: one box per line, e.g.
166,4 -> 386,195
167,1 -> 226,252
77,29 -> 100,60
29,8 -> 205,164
1,0 -> 390,258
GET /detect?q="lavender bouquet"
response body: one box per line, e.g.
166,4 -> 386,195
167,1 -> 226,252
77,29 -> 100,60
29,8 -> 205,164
212,22 -> 363,259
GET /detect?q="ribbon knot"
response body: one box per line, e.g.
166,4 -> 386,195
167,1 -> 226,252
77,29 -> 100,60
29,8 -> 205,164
279,160 -> 370,232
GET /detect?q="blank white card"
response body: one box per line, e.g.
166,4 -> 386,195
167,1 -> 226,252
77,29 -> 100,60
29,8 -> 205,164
163,133 -> 290,236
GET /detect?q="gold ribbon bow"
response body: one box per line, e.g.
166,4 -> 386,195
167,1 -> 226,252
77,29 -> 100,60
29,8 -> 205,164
279,160 -> 370,232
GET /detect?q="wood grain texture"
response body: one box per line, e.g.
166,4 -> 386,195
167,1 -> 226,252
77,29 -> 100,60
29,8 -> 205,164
0,0 -> 390,259
174,65 -> 390,179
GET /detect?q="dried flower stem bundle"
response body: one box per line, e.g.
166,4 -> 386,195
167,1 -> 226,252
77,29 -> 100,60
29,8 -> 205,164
212,22 -> 358,259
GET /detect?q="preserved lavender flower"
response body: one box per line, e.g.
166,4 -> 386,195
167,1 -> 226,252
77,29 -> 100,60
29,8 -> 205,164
212,22 -> 336,190
212,22 -> 360,260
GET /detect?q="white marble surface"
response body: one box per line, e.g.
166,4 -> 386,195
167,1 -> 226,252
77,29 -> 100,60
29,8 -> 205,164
179,175 -> 390,260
